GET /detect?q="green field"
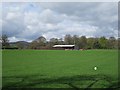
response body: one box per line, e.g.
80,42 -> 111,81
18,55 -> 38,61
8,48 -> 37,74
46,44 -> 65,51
2,50 -> 118,88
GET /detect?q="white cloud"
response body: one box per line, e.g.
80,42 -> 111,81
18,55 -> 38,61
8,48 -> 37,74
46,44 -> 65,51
2,11 -> 25,37
8,37 -> 20,42
2,2 -> 118,42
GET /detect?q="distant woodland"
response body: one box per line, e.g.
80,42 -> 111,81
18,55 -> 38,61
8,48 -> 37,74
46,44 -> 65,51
1,34 -> 120,50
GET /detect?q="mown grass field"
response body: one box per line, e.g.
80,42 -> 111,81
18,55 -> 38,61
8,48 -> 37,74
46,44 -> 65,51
2,50 -> 118,88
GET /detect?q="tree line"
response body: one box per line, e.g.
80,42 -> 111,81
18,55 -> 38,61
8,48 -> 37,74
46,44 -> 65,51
1,34 -> 120,49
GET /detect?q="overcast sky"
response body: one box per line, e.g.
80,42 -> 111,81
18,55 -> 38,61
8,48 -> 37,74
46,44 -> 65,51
1,2 -> 118,42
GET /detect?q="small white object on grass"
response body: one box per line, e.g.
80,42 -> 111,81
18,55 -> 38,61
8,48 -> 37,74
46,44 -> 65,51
94,66 -> 97,70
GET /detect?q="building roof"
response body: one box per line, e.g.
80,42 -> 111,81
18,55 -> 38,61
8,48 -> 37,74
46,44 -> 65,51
53,45 -> 75,48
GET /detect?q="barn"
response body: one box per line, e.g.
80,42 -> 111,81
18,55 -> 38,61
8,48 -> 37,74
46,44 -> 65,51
53,45 -> 75,50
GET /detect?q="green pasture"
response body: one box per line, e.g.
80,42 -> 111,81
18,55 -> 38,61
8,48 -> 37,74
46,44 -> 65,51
2,50 -> 118,88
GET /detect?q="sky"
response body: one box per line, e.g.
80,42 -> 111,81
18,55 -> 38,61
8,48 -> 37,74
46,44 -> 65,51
1,2 -> 118,42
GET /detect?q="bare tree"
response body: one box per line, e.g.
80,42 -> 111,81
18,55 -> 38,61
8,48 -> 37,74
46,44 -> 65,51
2,35 -> 10,49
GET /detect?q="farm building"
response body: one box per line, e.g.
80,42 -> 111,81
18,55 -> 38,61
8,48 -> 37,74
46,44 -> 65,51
53,45 -> 75,50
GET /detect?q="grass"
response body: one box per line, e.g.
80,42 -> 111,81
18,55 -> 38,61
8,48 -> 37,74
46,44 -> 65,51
2,49 -> 118,88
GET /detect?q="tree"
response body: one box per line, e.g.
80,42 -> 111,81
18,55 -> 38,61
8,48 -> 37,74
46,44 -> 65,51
87,38 -> 95,49
46,38 -> 59,48
73,35 -> 80,49
79,36 -> 87,49
107,37 -> 116,49
46,38 -> 64,49
35,36 -> 46,46
92,38 -> 101,49
64,34 -> 73,44
50,38 -> 59,45
118,38 -> 120,49
99,36 -> 107,49
29,36 -> 47,49
2,35 -> 10,49
58,38 -> 64,45
29,41 -> 40,49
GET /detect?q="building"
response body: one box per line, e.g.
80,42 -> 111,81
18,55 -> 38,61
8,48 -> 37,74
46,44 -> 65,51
53,45 -> 75,50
